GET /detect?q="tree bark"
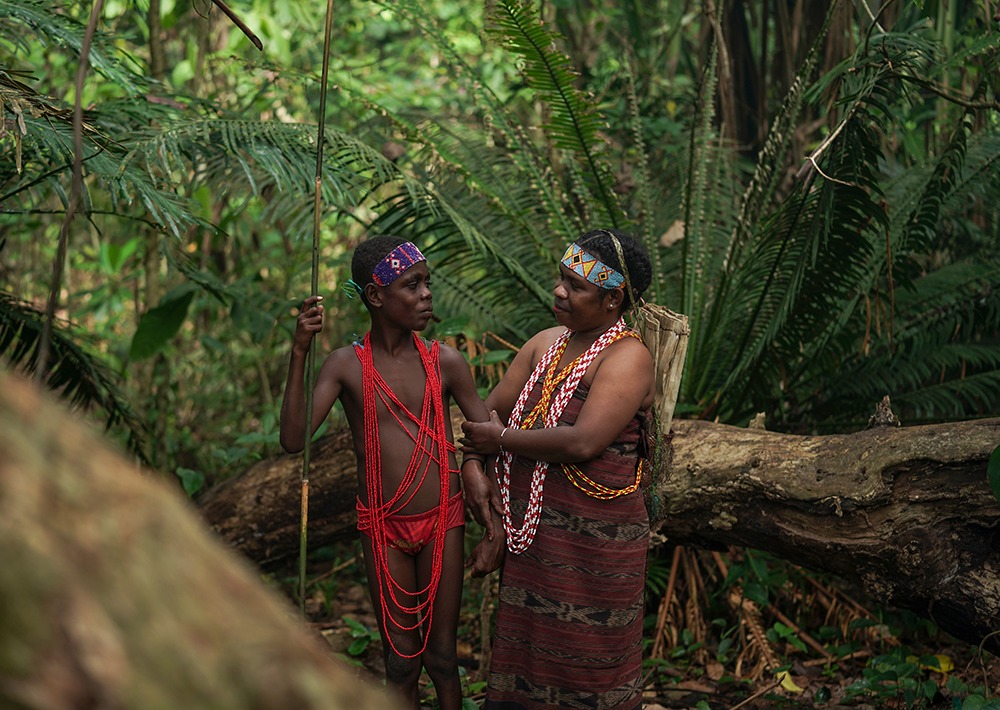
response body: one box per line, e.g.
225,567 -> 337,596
0,373 -> 397,710
198,414 -> 1000,655
657,416 -> 1000,655
197,427 -> 360,566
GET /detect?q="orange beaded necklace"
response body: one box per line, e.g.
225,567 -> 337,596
498,319 -> 642,554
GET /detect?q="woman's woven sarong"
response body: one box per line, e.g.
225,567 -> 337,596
485,383 -> 649,710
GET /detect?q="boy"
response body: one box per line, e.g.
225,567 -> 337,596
279,235 -> 496,709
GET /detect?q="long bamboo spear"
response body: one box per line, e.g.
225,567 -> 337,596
300,0 -> 338,616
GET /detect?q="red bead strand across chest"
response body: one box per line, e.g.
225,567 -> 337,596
356,332 -> 453,658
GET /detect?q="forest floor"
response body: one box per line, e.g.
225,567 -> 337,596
275,542 -> 1000,710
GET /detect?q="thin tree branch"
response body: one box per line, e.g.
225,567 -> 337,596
207,0 -> 263,51
37,0 -> 105,384
889,71 -> 1000,111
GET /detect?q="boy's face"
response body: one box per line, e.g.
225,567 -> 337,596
373,262 -> 434,330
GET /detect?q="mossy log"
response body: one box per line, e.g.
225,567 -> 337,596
0,373 -> 397,710
199,410 -> 1000,655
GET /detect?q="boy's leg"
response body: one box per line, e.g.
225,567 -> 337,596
360,535 -> 423,708
417,525 -> 465,710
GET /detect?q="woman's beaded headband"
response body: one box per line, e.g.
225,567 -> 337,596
560,242 -> 624,289
371,241 -> 426,286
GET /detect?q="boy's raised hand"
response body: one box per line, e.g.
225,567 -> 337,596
294,295 -> 324,353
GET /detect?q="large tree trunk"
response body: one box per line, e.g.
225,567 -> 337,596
0,373 -> 397,710
198,413 -> 1000,655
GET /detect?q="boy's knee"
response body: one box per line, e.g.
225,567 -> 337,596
385,651 -> 422,687
422,644 -> 458,680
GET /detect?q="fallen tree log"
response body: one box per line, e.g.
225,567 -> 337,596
198,413 -> 1000,655
659,416 -> 1000,656
0,372 -> 397,710
197,427 -> 359,565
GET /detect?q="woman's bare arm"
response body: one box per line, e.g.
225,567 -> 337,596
461,337 -> 653,463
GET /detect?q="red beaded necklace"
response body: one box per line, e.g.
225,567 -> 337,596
355,331 -> 452,658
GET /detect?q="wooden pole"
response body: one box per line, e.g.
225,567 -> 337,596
300,0 -> 337,616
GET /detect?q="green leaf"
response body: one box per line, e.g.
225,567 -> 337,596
434,315 -> 470,338
343,616 -> 369,636
129,291 -> 194,361
100,237 -> 141,275
175,467 -> 204,497
347,638 -> 369,656
988,444 -> 1000,505
475,349 -> 515,365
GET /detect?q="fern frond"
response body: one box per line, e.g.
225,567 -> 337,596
485,0 -> 622,227
0,292 -> 148,459
377,0 -> 581,241
0,0 -> 147,95
621,60 -> 661,302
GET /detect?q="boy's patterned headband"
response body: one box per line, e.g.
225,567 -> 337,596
560,242 -> 624,290
371,241 -> 426,286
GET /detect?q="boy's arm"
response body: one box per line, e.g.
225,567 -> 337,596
279,295 -> 342,453
440,344 -> 500,539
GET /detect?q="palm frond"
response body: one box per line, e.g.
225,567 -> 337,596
0,292 -> 148,459
682,1 -> 841,407
620,60 -> 662,303
123,118 -> 409,241
0,0 -> 147,94
377,0 -> 583,241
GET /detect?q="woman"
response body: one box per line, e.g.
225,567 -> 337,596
461,228 -> 655,710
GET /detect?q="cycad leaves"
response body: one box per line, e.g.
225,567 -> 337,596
0,292 -> 148,458
486,3 -> 600,149
681,13 -> 1000,427
0,0 -> 146,95
485,0 -> 622,228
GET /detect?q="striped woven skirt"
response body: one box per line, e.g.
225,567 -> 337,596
485,386 -> 649,709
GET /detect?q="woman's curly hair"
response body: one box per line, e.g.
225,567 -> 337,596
575,228 -> 652,310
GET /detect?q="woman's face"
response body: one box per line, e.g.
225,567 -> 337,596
552,263 -> 619,331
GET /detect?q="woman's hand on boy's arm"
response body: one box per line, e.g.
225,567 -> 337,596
461,458 -> 500,540
460,409 -> 505,455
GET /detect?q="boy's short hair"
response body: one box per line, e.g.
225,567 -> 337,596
351,235 -> 409,305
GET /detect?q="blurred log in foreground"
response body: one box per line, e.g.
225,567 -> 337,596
199,410 -> 1000,656
0,372 -> 397,710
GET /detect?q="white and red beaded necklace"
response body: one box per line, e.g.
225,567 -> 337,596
497,318 -> 635,554
355,332 -> 452,657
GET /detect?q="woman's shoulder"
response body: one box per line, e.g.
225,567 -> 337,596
525,326 -> 566,351
597,330 -> 654,370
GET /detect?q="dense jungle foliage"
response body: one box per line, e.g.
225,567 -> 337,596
2,0 -> 999,707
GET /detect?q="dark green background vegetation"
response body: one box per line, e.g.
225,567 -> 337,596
2,1 -> 999,706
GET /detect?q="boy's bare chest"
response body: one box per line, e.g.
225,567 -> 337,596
366,352 -> 433,411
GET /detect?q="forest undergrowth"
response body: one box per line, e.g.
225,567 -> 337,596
270,533 -> 1000,710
